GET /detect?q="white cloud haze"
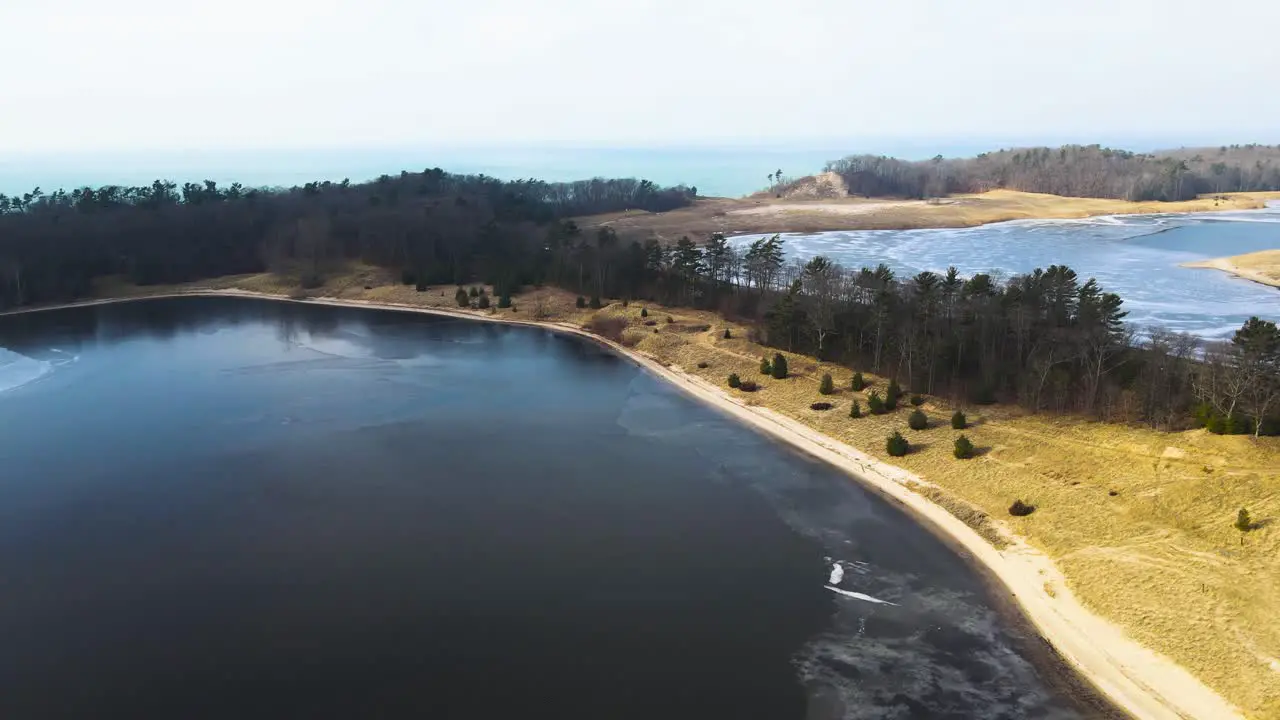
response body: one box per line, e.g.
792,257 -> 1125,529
2,0 -> 1278,152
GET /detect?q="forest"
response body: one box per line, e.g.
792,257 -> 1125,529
719,237 -> 1278,436
824,143 -> 1280,201
0,166 -> 1276,435
0,171 -> 694,305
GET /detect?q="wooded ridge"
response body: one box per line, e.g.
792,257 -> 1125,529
823,143 -> 1280,201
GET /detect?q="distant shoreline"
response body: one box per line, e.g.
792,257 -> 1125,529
0,288 -> 1245,720
582,189 -> 1280,241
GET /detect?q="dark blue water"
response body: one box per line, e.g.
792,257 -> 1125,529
0,298 -> 1109,719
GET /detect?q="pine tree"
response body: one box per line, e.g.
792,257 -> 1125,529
1230,317 -> 1280,438
851,372 -> 866,391
886,431 -> 909,457
641,307 -> 648,317
885,378 -> 902,409
477,293 -> 490,309
908,409 -> 928,430
575,296 -> 586,308
1235,508 -> 1253,532
723,328 -> 731,339
671,236 -> 704,304
819,373 -> 834,395
760,357 -> 772,375
951,410 -> 967,429
455,286 -> 470,307
497,294 -> 511,309
849,401 -> 862,418
868,391 -> 887,415
771,353 -> 788,379
728,373 -> 741,388
953,435 -> 975,459
1009,500 -> 1036,517
469,286 -> 479,297
764,283 -> 802,351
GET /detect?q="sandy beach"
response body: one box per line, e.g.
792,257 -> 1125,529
2,289 -> 1245,720
1182,251 -> 1280,290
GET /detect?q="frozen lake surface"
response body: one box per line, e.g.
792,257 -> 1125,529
732,204 -> 1280,338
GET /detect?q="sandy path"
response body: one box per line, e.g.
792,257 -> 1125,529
2,290 -> 1246,720
725,200 -> 921,217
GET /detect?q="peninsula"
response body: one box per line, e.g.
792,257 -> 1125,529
583,186 -> 1280,241
1183,250 -> 1280,290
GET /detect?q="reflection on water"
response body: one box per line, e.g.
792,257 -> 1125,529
0,297 -> 1108,719
733,205 -> 1280,338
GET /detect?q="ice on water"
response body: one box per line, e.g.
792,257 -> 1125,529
828,562 -> 844,585
0,346 -> 52,394
824,585 -> 897,606
730,205 -> 1280,338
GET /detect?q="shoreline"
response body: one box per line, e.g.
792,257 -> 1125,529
1181,254 -> 1280,291
0,289 -> 1244,720
581,189 -> 1280,241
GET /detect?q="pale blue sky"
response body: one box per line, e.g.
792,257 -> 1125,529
2,0 -> 1277,153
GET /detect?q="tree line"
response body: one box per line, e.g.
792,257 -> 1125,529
0,165 -> 1275,435
536,227 -> 1278,436
0,170 -> 694,307
824,144 -> 1280,201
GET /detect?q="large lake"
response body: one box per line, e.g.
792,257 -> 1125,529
0,297 -> 1109,719
734,203 -> 1280,338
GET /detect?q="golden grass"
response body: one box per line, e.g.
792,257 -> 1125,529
578,189 -> 1280,242
92,270 -> 1280,717
641,303 -> 1280,718
1183,250 -> 1280,290
533,292 -> 1280,718
935,189 -> 1280,226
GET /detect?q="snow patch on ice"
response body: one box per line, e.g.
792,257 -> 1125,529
824,585 -> 897,606
0,346 -> 52,394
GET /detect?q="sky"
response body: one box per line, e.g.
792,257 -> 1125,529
2,0 -> 1278,154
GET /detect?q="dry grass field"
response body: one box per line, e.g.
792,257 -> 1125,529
579,189 -> 1280,244
99,271 -> 1280,717
586,294 -> 1280,718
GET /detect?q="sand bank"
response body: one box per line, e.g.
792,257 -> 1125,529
1182,250 -> 1280,290
580,189 -> 1280,243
